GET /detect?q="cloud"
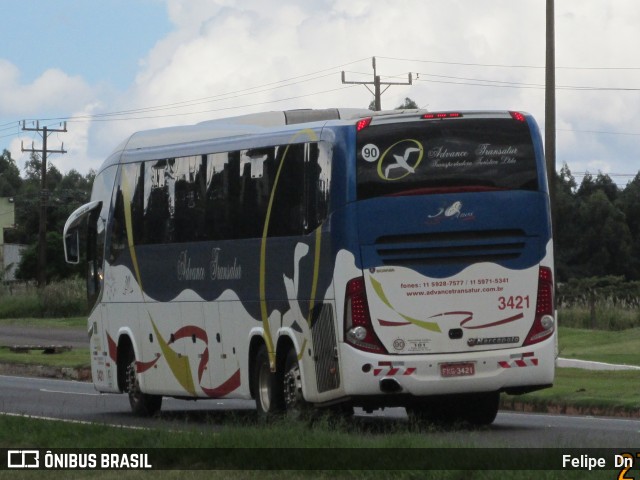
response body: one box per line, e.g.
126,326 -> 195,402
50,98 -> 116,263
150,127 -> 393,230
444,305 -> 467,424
5,0 -> 638,182
0,60 -> 94,117
0,59 -> 99,174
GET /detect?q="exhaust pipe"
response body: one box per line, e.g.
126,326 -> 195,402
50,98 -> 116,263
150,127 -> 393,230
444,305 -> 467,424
379,378 -> 402,393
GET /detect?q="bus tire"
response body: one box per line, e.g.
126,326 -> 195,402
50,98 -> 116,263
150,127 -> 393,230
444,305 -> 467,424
461,391 -> 500,426
125,355 -> 162,417
253,344 -> 284,415
406,397 -> 449,425
283,348 -> 309,417
407,392 -> 499,426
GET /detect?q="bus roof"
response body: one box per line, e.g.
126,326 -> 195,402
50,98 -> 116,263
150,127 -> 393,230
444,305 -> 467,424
112,108 -> 371,153
100,108 -> 531,171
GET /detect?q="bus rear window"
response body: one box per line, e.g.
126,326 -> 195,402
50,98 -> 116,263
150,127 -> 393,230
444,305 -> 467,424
356,118 -> 538,200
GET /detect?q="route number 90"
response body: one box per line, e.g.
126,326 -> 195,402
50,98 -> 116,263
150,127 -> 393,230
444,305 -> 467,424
361,144 -> 380,162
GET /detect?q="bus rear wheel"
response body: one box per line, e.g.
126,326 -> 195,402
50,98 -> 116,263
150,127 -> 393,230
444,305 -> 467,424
253,345 -> 284,415
407,392 -> 499,426
125,357 -> 162,416
461,391 -> 500,426
283,348 -> 308,418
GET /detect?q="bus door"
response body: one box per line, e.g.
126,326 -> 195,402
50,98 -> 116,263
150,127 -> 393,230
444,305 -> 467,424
64,200 -> 117,391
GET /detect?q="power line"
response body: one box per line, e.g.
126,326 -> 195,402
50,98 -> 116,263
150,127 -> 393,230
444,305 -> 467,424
20,58 -> 372,124
0,56 -> 639,142
341,57 -> 412,111
413,72 -> 640,92
378,55 -> 640,71
558,128 -> 640,137
0,82 -> 361,138
68,84 -> 359,123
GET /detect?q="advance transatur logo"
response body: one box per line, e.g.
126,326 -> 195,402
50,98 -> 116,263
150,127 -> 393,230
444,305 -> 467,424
176,248 -> 242,282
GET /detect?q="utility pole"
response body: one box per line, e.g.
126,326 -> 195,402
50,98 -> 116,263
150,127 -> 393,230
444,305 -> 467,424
21,121 -> 67,288
341,57 -> 413,111
545,0 -> 556,218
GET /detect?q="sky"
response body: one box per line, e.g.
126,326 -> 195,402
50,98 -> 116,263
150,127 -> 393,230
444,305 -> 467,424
1,0 -> 639,187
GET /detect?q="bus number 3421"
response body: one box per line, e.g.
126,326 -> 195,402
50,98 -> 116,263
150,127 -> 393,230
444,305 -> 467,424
498,295 -> 530,310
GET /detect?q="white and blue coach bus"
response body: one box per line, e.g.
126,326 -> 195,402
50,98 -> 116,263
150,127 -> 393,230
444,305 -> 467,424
64,108 -> 556,424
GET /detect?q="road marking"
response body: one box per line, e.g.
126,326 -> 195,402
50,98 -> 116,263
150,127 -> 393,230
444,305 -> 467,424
40,388 -> 102,396
0,411 -> 149,430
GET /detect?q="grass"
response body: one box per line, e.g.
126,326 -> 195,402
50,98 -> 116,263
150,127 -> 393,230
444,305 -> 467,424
503,368 -> 640,414
0,316 -> 86,328
0,277 -> 87,319
503,327 -> 640,415
0,323 -> 631,479
0,346 -> 89,368
0,415 -> 612,479
558,326 -> 640,366
559,304 -> 640,330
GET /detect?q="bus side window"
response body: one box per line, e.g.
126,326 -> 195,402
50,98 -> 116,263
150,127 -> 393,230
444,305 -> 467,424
304,142 -> 331,233
108,163 -> 143,261
266,144 -> 304,237
109,187 -> 126,262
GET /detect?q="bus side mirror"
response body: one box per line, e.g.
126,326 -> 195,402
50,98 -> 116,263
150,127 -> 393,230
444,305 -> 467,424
64,229 -> 80,264
63,200 -> 102,266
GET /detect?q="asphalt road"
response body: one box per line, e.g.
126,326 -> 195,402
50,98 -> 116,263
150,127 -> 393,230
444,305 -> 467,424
0,324 -> 87,350
0,374 -> 638,449
1,324 -> 639,450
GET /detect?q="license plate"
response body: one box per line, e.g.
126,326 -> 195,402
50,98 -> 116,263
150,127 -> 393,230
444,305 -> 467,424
440,362 -> 475,378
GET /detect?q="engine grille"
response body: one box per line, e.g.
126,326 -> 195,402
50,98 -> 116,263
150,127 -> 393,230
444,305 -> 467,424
375,229 -> 527,266
310,304 -> 340,393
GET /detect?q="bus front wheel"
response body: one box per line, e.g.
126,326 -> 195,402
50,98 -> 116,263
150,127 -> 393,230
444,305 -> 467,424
125,357 -> 162,416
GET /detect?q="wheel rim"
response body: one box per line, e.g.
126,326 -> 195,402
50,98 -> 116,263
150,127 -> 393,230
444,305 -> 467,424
257,361 -> 272,411
126,361 -> 142,405
284,362 -> 302,410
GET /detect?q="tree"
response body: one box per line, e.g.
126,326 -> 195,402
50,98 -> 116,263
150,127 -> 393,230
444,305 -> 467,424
0,149 -> 22,196
23,153 -> 63,190
15,231 -> 79,282
574,190 -> 632,278
593,172 -> 618,202
369,96 -> 420,111
11,158 -> 92,283
554,165 -> 580,281
576,171 -> 618,202
616,173 -> 640,279
396,97 -> 419,109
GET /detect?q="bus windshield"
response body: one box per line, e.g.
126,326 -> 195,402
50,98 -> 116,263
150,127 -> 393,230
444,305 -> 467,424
356,116 -> 538,200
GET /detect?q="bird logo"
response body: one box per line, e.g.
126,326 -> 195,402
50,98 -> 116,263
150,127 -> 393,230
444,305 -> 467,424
377,140 -> 424,181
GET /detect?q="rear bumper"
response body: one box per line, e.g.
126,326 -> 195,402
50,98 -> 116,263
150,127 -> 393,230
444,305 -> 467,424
339,336 -> 556,402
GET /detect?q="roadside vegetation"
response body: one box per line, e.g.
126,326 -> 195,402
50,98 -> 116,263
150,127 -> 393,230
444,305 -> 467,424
0,281 -> 635,479
0,414 -> 607,479
0,276 -> 638,417
0,277 -> 86,318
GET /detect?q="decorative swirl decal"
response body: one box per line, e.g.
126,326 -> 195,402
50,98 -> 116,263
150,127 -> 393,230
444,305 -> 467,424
259,128 -> 320,368
106,324 -> 240,399
369,276 -> 441,333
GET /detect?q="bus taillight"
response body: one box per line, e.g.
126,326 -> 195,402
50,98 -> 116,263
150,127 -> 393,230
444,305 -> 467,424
356,117 -> 372,132
509,111 -> 526,122
344,277 -> 386,354
523,267 -> 555,346
421,112 -> 463,119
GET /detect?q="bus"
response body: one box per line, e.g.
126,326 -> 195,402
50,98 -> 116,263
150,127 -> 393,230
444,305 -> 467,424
64,108 -> 556,424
